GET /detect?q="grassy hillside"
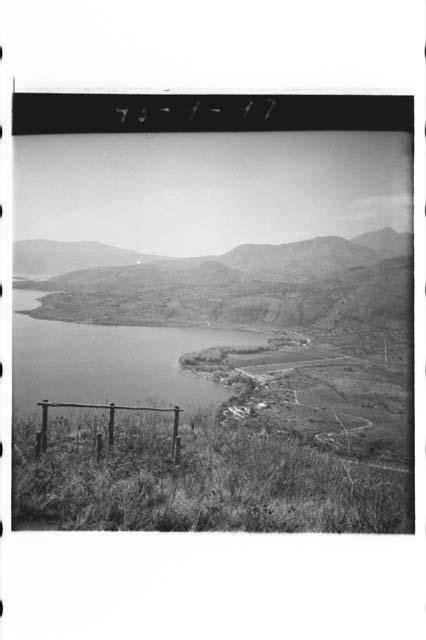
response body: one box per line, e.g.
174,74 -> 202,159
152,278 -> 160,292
12,407 -> 413,532
315,256 -> 413,331
15,255 -> 413,348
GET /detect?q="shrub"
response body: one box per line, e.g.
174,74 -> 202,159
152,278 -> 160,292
11,410 -> 413,533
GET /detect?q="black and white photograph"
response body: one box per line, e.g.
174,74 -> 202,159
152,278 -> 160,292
11,96 -> 414,533
1,2 -> 425,639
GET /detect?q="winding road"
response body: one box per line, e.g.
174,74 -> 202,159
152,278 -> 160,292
284,388 -> 410,475
233,330 -> 411,475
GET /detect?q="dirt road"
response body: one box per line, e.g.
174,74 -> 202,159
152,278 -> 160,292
284,389 -> 410,475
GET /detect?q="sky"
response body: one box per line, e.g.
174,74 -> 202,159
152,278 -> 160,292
14,131 -> 413,257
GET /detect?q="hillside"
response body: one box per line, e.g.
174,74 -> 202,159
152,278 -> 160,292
13,239 -> 167,276
15,250 -> 413,344
313,256 -> 413,332
14,230 -> 413,346
352,227 -> 413,258
217,235 -> 381,280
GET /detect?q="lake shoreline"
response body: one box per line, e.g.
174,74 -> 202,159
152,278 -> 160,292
13,289 -> 270,414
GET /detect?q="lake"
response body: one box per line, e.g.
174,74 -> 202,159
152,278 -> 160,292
13,289 -> 267,418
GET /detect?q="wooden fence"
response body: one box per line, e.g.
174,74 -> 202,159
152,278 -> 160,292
35,400 -> 183,464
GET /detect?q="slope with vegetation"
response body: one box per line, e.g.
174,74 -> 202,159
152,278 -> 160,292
12,406 -> 413,532
14,253 -> 413,358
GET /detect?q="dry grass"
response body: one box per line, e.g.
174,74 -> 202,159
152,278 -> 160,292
12,409 -> 413,533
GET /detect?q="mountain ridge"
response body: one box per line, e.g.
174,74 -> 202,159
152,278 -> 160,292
352,227 -> 413,257
217,235 -> 381,280
15,228 -> 410,280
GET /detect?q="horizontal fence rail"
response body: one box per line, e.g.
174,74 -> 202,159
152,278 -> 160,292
36,399 -> 184,464
36,402 -> 183,412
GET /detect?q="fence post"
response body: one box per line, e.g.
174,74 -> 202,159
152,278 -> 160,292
35,431 -> 42,460
172,405 -> 180,457
41,400 -> 49,452
174,436 -> 181,465
108,403 -> 115,447
96,433 -> 103,462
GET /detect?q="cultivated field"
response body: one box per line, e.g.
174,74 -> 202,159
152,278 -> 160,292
235,356 -> 360,378
226,348 -> 331,367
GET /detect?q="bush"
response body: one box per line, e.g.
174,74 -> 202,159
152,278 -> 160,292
11,410 -> 413,533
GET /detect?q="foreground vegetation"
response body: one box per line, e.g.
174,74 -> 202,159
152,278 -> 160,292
12,407 -> 413,532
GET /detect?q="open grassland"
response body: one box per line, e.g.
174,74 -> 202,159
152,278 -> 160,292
12,406 -> 413,533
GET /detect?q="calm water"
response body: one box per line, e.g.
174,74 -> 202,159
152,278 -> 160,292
13,290 -> 267,417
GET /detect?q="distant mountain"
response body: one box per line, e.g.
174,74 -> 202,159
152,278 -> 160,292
352,227 -> 413,258
217,236 -> 381,280
13,239 -> 167,277
15,234 -> 384,282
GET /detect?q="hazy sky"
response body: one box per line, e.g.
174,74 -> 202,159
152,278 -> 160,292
14,131 -> 413,257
